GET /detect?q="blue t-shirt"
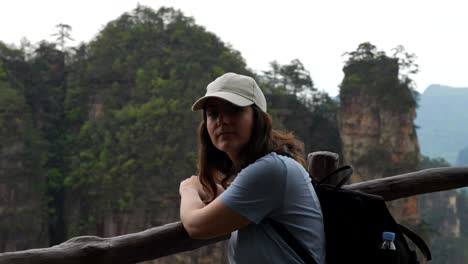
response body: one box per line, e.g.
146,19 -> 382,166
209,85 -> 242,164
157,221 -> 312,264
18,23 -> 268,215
220,152 -> 325,264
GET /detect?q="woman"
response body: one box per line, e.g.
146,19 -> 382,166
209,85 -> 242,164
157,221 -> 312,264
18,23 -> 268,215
179,72 -> 325,263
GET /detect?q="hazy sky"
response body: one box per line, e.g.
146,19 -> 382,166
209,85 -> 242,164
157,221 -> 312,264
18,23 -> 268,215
1,0 -> 467,96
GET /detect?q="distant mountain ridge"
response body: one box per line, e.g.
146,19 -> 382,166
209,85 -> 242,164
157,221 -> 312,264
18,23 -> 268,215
415,84 -> 468,165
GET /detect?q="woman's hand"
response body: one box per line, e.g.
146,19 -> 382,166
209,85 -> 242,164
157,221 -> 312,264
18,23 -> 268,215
179,176 -> 251,239
179,175 -> 208,200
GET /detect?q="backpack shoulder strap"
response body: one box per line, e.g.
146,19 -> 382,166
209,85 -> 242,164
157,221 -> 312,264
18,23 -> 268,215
316,165 -> 353,189
398,224 -> 432,261
268,219 -> 318,264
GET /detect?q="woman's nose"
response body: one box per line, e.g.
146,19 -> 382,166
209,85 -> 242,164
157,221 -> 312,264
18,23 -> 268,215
216,111 -> 231,124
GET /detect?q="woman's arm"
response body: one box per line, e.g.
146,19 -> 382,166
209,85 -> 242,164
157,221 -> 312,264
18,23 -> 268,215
179,176 -> 251,239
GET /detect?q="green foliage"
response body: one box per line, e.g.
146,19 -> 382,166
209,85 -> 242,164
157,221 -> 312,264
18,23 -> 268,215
340,42 -> 417,113
260,59 -> 342,155
263,59 -> 315,97
0,44 -> 48,249
79,6 -> 247,110
0,62 -> 6,79
0,84 -> 21,127
55,6 -> 342,236
419,155 -> 451,169
0,84 -> 44,168
66,96 -> 200,233
58,5 -> 252,235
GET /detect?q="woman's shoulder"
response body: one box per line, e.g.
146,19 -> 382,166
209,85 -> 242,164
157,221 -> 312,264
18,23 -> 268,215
273,153 -> 310,181
255,152 -> 286,167
239,152 -> 306,180
248,152 -> 305,175
240,152 -> 286,177
255,151 -> 304,168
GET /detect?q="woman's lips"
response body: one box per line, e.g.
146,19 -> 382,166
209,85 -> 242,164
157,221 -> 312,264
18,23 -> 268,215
217,131 -> 235,137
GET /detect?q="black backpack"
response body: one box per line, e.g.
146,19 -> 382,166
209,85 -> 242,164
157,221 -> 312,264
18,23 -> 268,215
270,165 -> 432,264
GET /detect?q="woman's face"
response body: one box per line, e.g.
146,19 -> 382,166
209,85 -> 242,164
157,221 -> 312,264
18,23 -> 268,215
205,98 -> 254,163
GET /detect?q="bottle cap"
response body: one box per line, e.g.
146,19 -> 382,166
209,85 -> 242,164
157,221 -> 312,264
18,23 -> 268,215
383,231 -> 395,241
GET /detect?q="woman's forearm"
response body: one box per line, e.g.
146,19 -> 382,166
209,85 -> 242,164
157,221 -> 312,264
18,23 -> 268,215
180,186 -> 251,239
180,188 -> 205,235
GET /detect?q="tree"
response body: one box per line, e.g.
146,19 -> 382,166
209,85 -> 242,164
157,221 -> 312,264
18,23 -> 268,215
263,59 -> 315,98
52,24 -> 74,51
392,45 -> 419,86
260,60 -> 341,156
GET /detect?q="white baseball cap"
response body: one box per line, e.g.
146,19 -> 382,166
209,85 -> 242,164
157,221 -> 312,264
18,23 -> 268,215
192,72 -> 267,112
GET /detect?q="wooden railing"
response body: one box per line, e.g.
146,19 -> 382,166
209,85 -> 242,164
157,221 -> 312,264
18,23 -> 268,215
1,152 -> 467,264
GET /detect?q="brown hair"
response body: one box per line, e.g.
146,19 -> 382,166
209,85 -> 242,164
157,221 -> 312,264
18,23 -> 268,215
197,105 -> 305,201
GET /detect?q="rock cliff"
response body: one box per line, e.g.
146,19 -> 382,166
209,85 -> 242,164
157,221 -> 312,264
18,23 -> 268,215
338,43 -> 421,225
339,94 -> 420,224
339,95 -> 420,181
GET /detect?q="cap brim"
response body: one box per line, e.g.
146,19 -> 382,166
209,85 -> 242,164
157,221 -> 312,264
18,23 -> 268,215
192,92 -> 254,111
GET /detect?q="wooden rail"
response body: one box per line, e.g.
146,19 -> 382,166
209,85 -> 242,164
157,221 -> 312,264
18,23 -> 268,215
347,166 -> 468,201
1,152 -> 467,264
0,222 -> 227,264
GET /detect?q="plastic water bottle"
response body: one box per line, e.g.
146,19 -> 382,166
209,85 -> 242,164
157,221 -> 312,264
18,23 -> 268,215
380,231 -> 396,250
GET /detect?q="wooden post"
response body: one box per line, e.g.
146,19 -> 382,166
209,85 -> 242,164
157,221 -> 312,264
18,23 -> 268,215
307,151 -> 339,184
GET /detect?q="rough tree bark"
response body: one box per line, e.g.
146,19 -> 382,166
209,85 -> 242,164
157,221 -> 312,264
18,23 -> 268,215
0,222 -> 227,264
347,166 -> 468,201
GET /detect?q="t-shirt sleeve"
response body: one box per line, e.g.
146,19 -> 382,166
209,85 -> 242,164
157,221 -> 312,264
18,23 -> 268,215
220,154 -> 286,224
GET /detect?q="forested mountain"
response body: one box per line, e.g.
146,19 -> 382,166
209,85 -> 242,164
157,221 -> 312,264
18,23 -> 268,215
62,6 -> 251,241
416,84 -> 468,165
0,5 -> 340,261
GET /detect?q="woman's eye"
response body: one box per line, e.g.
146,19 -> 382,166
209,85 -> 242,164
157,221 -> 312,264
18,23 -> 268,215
206,105 -> 243,119
207,111 -> 218,119
228,106 -> 242,114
